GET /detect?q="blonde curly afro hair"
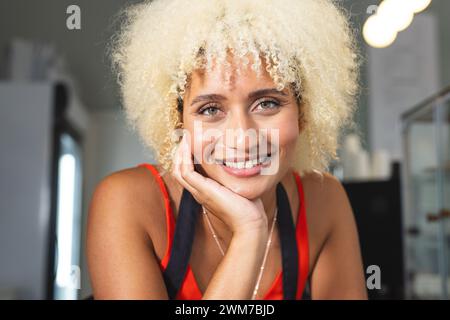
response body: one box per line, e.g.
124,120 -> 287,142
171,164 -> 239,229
111,0 -> 360,174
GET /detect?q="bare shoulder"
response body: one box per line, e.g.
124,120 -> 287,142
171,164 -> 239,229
301,170 -> 345,195
89,165 -> 163,200
86,165 -> 170,299
301,171 -> 367,299
301,170 -> 349,216
298,171 -> 353,270
87,165 -> 166,237
300,170 -> 348,220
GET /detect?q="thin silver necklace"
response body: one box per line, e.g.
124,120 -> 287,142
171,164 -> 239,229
201,205 -> 278,300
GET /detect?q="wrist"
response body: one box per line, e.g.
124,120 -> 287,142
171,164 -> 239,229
232,210 -> 268,234
232,220 -> 269,240
231,227 -> 269,260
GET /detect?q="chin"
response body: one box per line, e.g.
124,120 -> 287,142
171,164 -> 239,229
224,178 -> 271,200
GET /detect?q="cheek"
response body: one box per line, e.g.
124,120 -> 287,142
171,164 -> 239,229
190,129 -> 210,162
265,104 -> 300,152
280,121 -> 299,146
190,127 -> 221,164
277,118 -> 299,161
183,114 -> 206,161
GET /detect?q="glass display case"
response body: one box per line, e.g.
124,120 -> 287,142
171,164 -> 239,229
401,86 -> 450,299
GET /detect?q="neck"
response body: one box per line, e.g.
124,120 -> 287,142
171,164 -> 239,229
259,184 -> 278,225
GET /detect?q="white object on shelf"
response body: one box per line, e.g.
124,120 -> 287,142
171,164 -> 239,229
413,273 -> 450,299
342,134 -> 371,180
372,149 -> 392,180
5,38 -> 58,81
7,38 -> 34,81
341,135 -> 393,181
355,149 -> 371,180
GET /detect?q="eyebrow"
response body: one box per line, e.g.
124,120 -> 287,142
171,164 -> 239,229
190,88 -> 288,106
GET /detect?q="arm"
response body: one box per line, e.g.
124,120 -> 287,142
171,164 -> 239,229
87,169 -> 269,300
202,226 -> 268,299
86,172 -> 169,299
310,175 -> 368,299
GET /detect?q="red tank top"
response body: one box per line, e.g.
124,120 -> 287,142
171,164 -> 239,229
139,163 -> 309,299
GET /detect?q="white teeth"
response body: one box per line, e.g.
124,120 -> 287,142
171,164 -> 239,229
220,155 -> 272,169
260,155 -> 270,164
225,161 -> 237,168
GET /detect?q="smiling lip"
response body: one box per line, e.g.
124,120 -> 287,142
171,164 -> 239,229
220,162 -> 264,177
216,155 -> 272,178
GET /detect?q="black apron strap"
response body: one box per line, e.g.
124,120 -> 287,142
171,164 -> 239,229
301,278 -> 312,300
276,183 -> 299,300
162,188 -> 200,299
163,183 -> 299,300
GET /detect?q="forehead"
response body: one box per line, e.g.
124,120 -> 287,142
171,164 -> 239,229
185,54 -> 280,100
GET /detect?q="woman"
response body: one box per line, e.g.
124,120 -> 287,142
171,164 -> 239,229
87,0 -> 367,300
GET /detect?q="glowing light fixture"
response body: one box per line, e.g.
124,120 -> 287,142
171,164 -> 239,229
363,0 -> 432,48
408,0 -> 432,13
378,0 -> 414,32
363,14 -> 398,49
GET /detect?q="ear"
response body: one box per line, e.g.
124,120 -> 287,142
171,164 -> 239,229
175,96 -> 184,129
177,96 -> 184,114
298,102 -> 306,132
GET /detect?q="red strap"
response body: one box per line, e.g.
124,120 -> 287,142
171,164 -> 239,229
294,171 -> 310,299
137,163 -> 174,269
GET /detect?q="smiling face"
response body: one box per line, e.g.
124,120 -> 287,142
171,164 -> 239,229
181,55 -> 301,200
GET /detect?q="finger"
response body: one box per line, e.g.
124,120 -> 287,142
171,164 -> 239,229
172,137 -> 189,186
171,139 -> 183,180
179,133 -> 215,191
175,134 -> 193,185
172,135 -> 204,200
181,164 -> 226,204
181,133 -> 194,173
177,134 -> 250,210
179,136 -> 209,190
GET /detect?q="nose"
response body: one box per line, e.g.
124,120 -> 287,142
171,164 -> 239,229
228,107 -> 252,131
223,109 -> 259,155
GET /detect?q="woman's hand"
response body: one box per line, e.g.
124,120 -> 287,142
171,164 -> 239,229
172,134 -> 268,235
